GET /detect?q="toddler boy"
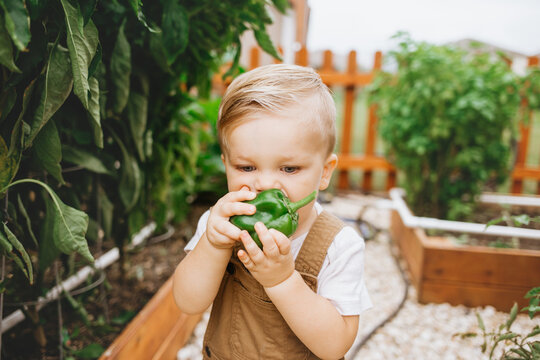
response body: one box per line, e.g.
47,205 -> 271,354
173,64 -> 371,359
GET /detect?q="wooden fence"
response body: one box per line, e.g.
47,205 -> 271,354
215,47 -> 540,195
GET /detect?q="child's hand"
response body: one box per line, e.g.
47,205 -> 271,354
206,188 -> 256,250
238,222 -> 295,288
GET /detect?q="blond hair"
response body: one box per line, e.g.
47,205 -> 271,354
217,64 -> 336,155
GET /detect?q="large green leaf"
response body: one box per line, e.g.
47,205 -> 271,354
0,0 -> 30,51
0,135 -> 17,191
17,194 -> 38,246
38,189 -> 61,273
98,185 -> 113,239
125,88 -> 148,161
110,132 -> 141,212
162,0 -> 188,65
253,27 -> 281,61
62,144 -> 113,175
60,0 -> 98,110
1,223 -> 33,283
0,13 -> 20,72
3,179 -> 93,263
87,76 -> 103,147
26,43 -> 73,147
110,21 -> 131,114
33,120 -> 65,184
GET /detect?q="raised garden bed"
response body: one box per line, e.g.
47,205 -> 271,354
389,188 -> 540,311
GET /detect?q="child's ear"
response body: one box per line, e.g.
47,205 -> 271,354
221,154 -> 225,165
319,154 -> 338,191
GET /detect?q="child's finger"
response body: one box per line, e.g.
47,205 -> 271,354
269,229 -> 291,255
240,230 -> 264,264
237,249 -> 254,270
255,222 -> 279,257
222,201 -> 256,217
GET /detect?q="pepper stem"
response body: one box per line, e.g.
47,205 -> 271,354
288,191 -> 317,213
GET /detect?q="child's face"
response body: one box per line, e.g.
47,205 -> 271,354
222,109 -> 337,229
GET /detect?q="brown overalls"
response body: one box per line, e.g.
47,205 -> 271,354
202,211 -> 345,360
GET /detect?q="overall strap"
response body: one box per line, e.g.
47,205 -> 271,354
295,211 -> 345,291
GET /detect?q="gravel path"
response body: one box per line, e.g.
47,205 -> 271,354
177,193 -> 539,360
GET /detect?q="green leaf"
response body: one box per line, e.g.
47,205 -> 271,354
33,120 -> 65,184
60,0 -> 99,110
125,89 -> 148,161
98,185 -> 113,239
110,21 -> 131,114
0,87 -> 16,124
17,194 -> 38,247
253,27 -> 281,60
0,0 -> 30,51
162,0 -> 188,64
0,13 -> 21,72
128,0 -> 160,33
62,144 -> 113,175
476,312 -> 485,331
271,0 -> 290,13
39,190 -> 61,273
3,179 -> 93,263
87,76 -> 103,148
111,132 -> 141,212
26,43 -> 73,148
506,302 -> 518,330
0,135 -> 17,191
2,222 -> 33,283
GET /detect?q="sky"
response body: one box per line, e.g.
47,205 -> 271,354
306,0 -> 540,68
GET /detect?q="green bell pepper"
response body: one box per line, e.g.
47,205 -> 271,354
230,189 -> 317,248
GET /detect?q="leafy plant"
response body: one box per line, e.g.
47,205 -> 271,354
370,33 -> 526,220
456,287 -> 540,360
0,0 -> 286,351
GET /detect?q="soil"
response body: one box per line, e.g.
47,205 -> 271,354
427,203 -> 540,250
1,203 -> 209,360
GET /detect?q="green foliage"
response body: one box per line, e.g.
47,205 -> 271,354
370,33 -> 525,220
0,0 -> 285,349
456,287 -> 540,360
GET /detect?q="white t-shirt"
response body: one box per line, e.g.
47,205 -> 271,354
184,202 -> 372,316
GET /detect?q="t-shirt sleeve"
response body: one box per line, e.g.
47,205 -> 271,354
317,226 -> 372,316
184,210 -> 210,252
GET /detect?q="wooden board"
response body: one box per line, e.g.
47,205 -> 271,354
391,210 -> 540,311
100,277 -> 202,360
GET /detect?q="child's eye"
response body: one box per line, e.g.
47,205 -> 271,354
238,166 -> 256,172
281,166 -> 299,174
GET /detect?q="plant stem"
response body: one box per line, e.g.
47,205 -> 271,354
289,191 -> 317,212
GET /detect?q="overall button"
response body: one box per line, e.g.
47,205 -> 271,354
226,262 -> 235,275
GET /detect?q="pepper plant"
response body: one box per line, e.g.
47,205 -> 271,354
370,33 -> 533,220
0,0 -> 286,349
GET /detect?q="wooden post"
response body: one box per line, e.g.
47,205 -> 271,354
362,51 -> 383,191
511,56 -> 539,194
295,46 -> 309,66
337,51 -> 357,189
250,47 -> 260,70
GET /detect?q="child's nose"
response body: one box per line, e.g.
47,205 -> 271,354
254,173 -> 279,192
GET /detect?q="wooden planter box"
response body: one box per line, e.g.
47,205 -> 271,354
390,197 -> 540,312
100,276 -> 202,360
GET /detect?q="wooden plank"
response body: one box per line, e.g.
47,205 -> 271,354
512,166 -> 540,179
295,46 -> 308,66
249,47 -> 260,70
153,312 -> 203,360
318,72 -> 373,86
337,154 -> 394,170
362,52 -> 383,190
390,211 -> 424,294
337,51 -> 357,189
422,242 -> 540,288
420,281 -> 530,311
100,277 -> 201,360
